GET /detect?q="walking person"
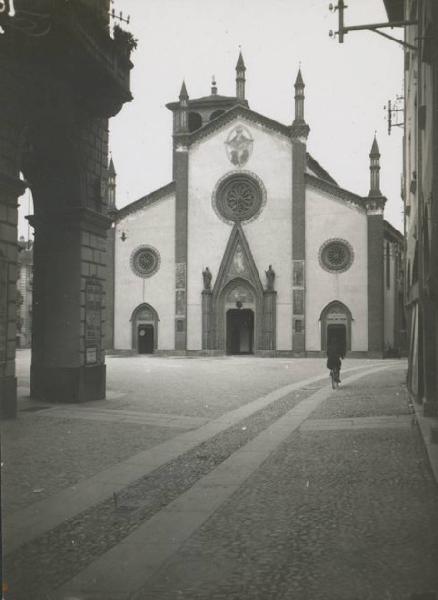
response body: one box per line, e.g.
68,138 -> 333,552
326,338 -> 344,384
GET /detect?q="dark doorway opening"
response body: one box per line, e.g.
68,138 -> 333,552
138,324 -> 154,354
327,324 -> 347,357
226,309 -> 254,354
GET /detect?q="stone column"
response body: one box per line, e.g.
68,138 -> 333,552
262,290 -> 277,351
366,199 -> 385,357
366,137 -> 386,357
174,136 -> 189,350
202,289 -> 213,350
291,70 -> 309,355
0,174 -> 25,418
291,141 -> 307,355
29,208 -> 111,403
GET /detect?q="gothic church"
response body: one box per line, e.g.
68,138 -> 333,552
112,52 -> 403,357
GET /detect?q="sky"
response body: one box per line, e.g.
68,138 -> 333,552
18,0 -> 405,236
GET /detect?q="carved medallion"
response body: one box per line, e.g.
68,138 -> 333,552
225,125 -> 253,167
130,245 -> 160,278
214,173 -> 264,223
319,239 -> 354,274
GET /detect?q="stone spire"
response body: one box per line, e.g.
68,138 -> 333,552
235,50 -> 246,102
108,156 -> 116,177
291,68 -> 309,139
179,80 -> 188,101
107,155 -> 116,210
294,69 -> 305,121
368,135 -> 382,197
177,80 -> 189,133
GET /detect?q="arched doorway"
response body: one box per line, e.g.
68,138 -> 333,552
137,324 -> 154,354
320,301 -> 353,355
131,303 -> 159,354
222,280 -> 257,354
226,308 -> 254,354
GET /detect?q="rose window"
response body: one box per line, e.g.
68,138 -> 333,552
319,239 -> 354,273
130,246 -> 160,278
215,174 -> 264,223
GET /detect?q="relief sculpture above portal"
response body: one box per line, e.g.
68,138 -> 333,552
225,125 -> 253,167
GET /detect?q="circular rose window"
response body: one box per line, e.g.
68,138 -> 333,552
214,173 -> 265,223
319,239 -> 354,273
130,245 -> 160,278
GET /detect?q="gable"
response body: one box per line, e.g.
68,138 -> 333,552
213,223 -> 264,298
305,173 -> 366,212
189,104 -> 291,147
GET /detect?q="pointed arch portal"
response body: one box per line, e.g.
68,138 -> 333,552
202,224 -> 276,354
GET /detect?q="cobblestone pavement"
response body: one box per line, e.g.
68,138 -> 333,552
131,368 -> 438,600
3,351 -> 368,512
2,355 -> 438,600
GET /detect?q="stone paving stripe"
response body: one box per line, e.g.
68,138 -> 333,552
32,407 -> 209,429
53,364 -> 395,600
4,362 -> 400,555
300,415 -> 414,431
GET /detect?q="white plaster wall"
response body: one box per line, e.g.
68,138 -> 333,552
384,242 -> 396,349
305,186 -> 368,352
114,194 -> 175,350
187,117 -> 293,350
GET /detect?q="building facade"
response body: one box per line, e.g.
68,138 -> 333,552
0,0 -> 132,417
382,0 -> 438,413
16,237 -> 33,348
113,54 -> 403,358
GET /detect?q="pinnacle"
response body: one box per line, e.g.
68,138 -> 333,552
295,68 -> 304,88
179,80 -> 189,100
108,156 -> 116,176
370,135 -> 380,157
236,50 -> 246,72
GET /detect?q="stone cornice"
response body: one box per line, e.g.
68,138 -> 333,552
189,105 -> 291,145
116,182 -> 176,221
27,208 -> 112,234
0,173 -> 27,198
305,173 -> 366,210
365,195 -> 386,215
290,120 -> 310,140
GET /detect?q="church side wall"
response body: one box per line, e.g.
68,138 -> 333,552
187,120 -> 292,351
305,187 -> 368,352
114,195 -> 175,351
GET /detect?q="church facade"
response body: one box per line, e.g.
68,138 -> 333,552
113,53 -> 402,358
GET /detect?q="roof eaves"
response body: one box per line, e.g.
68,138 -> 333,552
166,96 -> 247,111
305,173 -> 365,209
384,219 -> 404,241
188,104 -> 290,144
306,153 -> 338,185
116,181 -> 176,220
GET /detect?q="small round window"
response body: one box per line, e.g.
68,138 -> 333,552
130,245 -> 160,278
213,172 -> 266,224
319,239 -> 354,273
